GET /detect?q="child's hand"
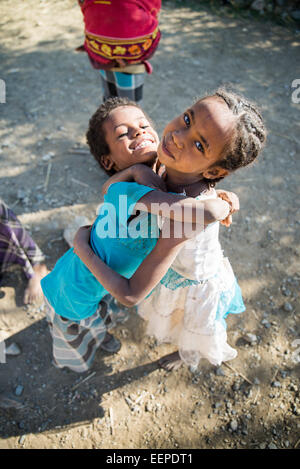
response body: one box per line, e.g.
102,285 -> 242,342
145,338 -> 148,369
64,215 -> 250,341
217,191 -> 240,227
73,225 -> 92,257
132,164 -> 167,192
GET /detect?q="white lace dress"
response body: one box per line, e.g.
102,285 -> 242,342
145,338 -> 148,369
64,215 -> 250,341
138,189 -> 245,368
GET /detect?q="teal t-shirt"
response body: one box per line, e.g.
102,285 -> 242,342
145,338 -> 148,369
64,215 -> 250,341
41,182 -> 159,321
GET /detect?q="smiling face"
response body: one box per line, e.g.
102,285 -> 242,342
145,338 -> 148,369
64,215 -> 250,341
158,96 -> 237,182
101,106 -> 159,172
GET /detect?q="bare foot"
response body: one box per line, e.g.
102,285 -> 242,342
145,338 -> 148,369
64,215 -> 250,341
23,263 -> 48,305
158,351 -> 183,371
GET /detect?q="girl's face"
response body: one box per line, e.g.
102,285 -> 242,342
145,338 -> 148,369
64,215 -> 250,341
102,106 -> 159,172
157,96 -> 236,181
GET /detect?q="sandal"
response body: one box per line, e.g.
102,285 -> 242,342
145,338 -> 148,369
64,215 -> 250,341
100,332 -> 121,353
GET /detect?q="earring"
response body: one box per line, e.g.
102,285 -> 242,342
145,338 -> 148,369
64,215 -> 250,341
101,155 -> 114,171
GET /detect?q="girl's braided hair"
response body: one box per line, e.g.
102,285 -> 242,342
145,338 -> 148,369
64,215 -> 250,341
206,88 -> 267,185
86,97 -> 152,176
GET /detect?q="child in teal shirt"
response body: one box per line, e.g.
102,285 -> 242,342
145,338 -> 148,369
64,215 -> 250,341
42,182 -> 158,322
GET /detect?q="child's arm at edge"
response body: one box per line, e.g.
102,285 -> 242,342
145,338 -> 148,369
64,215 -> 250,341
73,225 -> 187,307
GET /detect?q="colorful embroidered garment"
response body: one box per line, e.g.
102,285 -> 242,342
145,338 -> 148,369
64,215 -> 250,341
41,182 -> 159,321
78,0 -> 161,72
45,294 -> 126,373
138,190 -> 246,369
99,69 -> 145,104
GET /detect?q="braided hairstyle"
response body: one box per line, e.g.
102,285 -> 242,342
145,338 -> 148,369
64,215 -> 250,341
86,97 -> 154,176
205,88 -> 267,185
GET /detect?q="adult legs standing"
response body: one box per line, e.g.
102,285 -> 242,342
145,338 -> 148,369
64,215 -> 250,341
0,200 -> 48,303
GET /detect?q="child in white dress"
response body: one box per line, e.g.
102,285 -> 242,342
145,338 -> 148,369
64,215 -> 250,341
138,187 -> 245,370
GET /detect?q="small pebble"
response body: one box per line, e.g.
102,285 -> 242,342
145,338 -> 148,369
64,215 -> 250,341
261,319 -> 271,329
245,333 -> 258,344
42,152 -> 54,161
215,367 -> 225,376
230,420 -> 238,431
213,402 -> 222,409
17,189 -> 26,200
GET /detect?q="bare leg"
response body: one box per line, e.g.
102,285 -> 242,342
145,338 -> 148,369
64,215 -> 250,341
23,263 -> 48,304
158,351 -> 183,371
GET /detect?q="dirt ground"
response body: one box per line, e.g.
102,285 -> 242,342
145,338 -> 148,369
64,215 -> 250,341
0,0 -> 299,450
